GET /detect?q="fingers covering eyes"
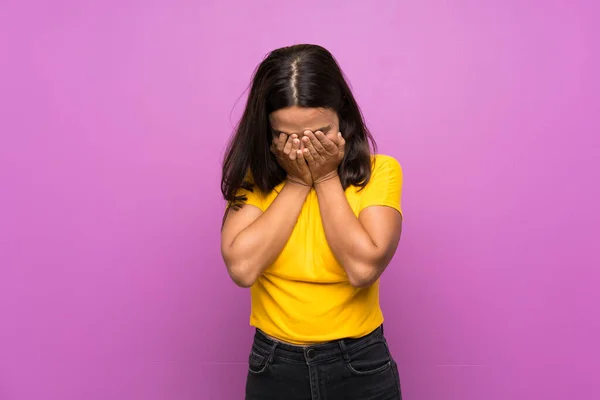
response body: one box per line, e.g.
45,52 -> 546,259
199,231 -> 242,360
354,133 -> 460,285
283,135 -> 294,155
303,147 -> 315,166
296,149 -> 306,168
276,133 -> 287,152
308,132 -> 326,154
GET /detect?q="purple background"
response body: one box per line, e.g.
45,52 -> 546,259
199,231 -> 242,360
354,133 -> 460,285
1,1 -> 598,399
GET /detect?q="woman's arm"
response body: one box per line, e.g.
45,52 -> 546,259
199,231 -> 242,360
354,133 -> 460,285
314,177 -> 402,288
300,130 -> 403,288
221,134 -> 314,288
221,181 -> 310,288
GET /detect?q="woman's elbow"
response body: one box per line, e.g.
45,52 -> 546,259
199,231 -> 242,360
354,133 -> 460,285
348,274 -> 378,289
227,262 -> 259,288
222,245 -> 258,288
346,262 -> 386,288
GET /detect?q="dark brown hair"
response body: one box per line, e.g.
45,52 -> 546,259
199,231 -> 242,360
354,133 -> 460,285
221,44 -> 376,210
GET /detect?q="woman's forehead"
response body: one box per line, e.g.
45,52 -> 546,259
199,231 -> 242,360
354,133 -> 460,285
269,106 -> 337,134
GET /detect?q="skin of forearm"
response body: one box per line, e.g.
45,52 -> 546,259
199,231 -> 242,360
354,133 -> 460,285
226,182 -> 310,287
314,176 -> 385,287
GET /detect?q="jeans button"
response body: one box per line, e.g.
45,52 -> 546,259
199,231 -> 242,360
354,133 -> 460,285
306,349 -> 316,359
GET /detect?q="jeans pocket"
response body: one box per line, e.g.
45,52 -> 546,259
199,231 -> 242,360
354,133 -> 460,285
345,340 -> 393,376
248,351 -> 270,375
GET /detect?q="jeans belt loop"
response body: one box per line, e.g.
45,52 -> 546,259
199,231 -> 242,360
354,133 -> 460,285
338,339 -> 351,362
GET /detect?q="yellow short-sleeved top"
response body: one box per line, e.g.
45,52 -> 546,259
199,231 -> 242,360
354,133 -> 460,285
235,154 -> 403,344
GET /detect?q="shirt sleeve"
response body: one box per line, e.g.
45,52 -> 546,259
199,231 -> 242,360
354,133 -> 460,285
226,172 -> 266,211
359,155 -> 403,215
235,184 -> 264,210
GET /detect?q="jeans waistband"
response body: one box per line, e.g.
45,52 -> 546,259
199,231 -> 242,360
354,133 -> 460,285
252,325 -> 385,365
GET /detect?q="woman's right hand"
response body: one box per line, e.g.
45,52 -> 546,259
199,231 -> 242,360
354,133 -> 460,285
271,133 -> 313,187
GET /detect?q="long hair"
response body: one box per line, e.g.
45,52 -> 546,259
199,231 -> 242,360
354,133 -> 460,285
221,44 -> 377,210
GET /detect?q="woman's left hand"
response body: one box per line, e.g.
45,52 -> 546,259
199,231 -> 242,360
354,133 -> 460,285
302,130 -> 345,184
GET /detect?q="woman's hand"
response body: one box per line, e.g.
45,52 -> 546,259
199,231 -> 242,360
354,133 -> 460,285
302,130 -> 345,184
271,133 -> 313,187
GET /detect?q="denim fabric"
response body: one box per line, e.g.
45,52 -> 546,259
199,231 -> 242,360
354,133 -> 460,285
245,325 -> 402,400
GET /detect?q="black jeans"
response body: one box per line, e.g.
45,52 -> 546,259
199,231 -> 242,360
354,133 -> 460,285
245,325 -> 402,400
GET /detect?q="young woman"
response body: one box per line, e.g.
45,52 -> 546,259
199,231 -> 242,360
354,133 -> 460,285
220,44 -> 404,400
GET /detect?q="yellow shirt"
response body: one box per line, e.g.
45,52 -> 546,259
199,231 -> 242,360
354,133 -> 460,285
237,154 -> 403,344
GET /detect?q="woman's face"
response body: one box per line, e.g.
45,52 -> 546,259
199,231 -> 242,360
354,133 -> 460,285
269,106 -> 340,150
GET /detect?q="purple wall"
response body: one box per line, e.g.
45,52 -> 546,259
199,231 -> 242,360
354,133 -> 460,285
1,1 -> 598,399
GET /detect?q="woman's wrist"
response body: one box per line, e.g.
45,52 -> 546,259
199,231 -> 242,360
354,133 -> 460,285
313,171 -> 339,187
285,177 -> 313,190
